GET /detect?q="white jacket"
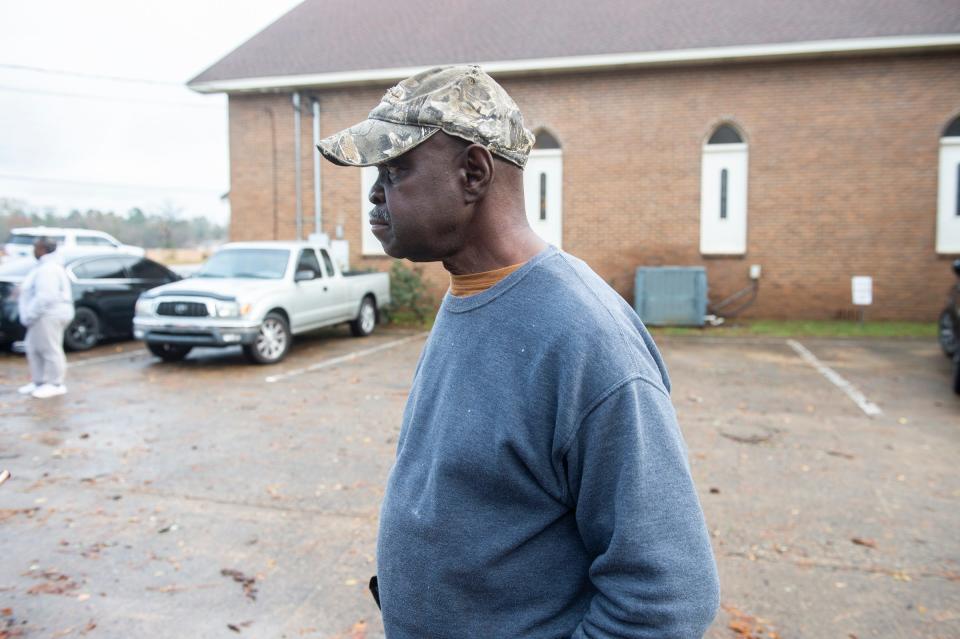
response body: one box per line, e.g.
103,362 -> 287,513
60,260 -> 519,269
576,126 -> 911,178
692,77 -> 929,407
18,253 -> 75,327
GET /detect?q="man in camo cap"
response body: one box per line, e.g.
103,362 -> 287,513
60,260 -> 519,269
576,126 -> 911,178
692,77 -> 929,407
318,65 -> 719,639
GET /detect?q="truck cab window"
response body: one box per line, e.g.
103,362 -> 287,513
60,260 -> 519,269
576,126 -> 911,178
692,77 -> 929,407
320,249 -> 336,277
297,249 -> 323,278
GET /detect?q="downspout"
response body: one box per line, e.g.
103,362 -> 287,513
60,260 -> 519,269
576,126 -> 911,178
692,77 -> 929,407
292,91 -> 303,240
312,97 -> 322,238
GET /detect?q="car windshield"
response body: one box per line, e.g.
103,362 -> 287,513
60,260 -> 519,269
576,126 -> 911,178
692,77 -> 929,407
193,249 -> 289,279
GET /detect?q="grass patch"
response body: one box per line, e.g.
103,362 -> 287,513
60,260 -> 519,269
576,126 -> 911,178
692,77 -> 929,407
650,319 -> 937,339
383,314 -> 936,339
384,309 -> 436,330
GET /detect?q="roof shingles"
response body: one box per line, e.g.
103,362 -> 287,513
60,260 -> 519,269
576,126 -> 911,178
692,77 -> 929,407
190,0 -> 960,85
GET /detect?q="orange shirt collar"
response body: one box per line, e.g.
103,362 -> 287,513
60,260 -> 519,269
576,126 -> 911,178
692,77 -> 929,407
449,262 -> 526,298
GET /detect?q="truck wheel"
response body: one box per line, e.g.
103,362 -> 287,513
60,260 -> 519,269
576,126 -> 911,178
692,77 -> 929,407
953,353 -> 960,396
350,297 -> 377,337
64,307 -> 100,351
243,312 -> 290,364
938,309 -> 957,359
148,342 -> 192,362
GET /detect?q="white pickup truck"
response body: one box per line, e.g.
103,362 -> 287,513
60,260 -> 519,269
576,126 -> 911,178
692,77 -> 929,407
133,241 -> 390,364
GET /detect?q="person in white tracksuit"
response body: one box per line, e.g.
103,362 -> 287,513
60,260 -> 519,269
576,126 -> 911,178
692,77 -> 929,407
17,238 -> 75,399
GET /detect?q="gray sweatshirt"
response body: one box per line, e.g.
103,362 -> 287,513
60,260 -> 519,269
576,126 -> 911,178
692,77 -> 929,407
18,253 -> 74,327
378,246 -> 719,638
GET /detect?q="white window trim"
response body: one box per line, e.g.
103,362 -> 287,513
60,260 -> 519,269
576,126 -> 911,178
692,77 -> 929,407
530,148 -> 562,159
700,143 -> 749,255
360,166 -> 386,256
524,148 -> 563,249
189,35 -> 960,94
703,142 -> 747,152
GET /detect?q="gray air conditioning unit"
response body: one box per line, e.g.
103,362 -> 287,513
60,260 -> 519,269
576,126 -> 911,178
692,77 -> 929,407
634,266 -> 708,327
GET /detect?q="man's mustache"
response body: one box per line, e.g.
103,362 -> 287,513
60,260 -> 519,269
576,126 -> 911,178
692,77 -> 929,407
369,207 -> 391,224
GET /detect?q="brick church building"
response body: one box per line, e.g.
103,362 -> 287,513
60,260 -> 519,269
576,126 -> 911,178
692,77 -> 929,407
189,0 -> 960,320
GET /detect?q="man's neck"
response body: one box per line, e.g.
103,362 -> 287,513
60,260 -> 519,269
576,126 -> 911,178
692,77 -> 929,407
442,226 -> 547,275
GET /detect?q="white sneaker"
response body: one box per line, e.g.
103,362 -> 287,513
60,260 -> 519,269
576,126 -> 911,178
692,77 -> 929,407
18,383 -> 38,395
31,384 -> 67,399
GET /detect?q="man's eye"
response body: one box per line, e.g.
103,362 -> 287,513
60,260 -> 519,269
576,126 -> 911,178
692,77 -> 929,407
383,166 -> 401,183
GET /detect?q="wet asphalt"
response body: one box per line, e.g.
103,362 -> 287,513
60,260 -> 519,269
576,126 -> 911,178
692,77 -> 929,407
0,327 -> 957,639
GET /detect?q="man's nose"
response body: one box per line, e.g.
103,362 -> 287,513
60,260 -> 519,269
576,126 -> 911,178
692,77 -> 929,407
369,178 -> 385,206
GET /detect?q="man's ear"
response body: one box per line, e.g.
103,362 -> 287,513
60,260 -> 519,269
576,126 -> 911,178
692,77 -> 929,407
461,144 -> 494,204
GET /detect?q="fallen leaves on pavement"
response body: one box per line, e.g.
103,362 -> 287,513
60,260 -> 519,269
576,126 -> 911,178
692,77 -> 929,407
0,607 -> 24,639
826,450 -> 855,460
330,620 -> 368,639
851,537 -> 877,549
25,570 -> 80,596
221,569 -> 258,601
722,604 -> 781,638
0,509 -> 39,524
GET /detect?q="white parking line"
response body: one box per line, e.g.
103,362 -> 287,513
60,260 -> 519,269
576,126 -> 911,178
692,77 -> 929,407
786,339 -> 883,417
264,332 -> 429,384
68,350 -> 150,368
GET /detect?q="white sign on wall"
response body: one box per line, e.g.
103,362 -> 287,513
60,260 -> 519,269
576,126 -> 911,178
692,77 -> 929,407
852,276 -> 873,306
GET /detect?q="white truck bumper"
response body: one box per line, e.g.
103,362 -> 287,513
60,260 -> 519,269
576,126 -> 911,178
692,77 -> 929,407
134,317 -> 261,347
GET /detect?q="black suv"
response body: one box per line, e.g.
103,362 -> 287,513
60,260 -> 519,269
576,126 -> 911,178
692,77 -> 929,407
937,259 -> 960,395
1,252 -> 179,351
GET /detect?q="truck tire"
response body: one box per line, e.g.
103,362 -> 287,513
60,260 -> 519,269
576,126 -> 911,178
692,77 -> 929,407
939,309 -> 957,359
953,353 -> 960,396
243,312 -> 291,364
350,296 -> 377,337
148,342 -> 192,362
64,307 -> 100,351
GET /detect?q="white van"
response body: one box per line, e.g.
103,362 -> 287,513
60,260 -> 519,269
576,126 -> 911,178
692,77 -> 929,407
2,227 -> 145,261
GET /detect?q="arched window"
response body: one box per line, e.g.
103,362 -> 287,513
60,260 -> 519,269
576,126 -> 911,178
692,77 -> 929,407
533,129 -> 561,149
944,118 -> 960,137
937,115 -> 960,253
524,128 -> 563,247
701,123 -> 748,255
707,125 -> 743,145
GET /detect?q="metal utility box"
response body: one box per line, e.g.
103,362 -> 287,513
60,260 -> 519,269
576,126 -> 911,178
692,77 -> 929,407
634,266 -> 708,326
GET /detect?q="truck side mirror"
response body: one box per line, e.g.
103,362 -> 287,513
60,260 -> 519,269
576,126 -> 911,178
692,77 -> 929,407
295,269 -> 316,282
953,259 -> 960,278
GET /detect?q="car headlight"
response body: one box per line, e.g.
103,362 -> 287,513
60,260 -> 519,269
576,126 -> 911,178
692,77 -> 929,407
215,301 -> 240,318
135,298 -> 154,316
215,302 -> 252,318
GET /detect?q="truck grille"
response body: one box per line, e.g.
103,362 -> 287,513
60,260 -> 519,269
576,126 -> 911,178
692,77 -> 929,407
156,301 -> 209,317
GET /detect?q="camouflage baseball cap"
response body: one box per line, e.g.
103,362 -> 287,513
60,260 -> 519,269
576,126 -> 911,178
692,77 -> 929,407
317,65 -> 535,169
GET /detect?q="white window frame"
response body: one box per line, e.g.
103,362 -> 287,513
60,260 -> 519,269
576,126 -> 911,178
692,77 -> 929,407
700,142 -> 748,255
360,166 -> 386,256
523,148 -> 563,249
936,136 -> 960,254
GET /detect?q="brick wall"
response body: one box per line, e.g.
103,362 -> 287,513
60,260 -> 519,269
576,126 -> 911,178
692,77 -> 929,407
226,53 -> 960,320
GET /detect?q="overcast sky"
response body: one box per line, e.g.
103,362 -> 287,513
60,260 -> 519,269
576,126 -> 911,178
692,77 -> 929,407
0,0 -> 303,225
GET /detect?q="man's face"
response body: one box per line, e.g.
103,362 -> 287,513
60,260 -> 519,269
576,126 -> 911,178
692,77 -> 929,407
33,241 -> 44,260
368,133 -> 470,261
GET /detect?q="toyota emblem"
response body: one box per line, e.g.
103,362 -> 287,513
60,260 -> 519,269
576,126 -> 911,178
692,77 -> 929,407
175,303 -> 188,315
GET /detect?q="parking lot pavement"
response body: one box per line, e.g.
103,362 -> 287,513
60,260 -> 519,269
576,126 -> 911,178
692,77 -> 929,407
0,331 -> 958,638
664,336 -> 960,639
